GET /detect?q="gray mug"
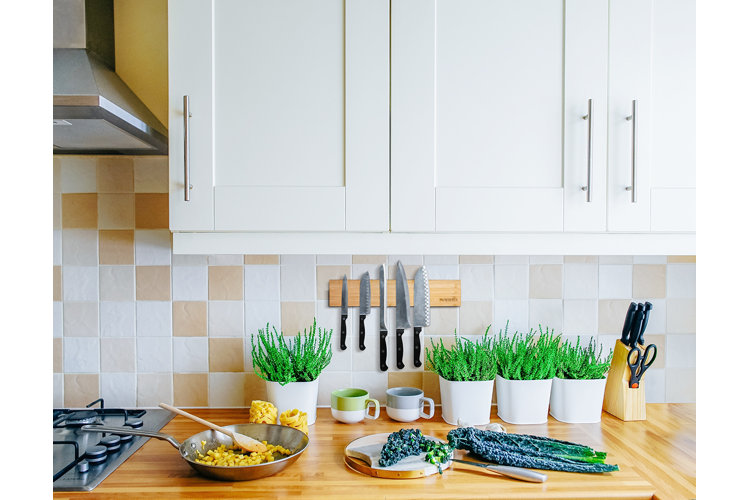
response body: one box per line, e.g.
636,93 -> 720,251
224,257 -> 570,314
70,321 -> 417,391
386,387 -> 435,422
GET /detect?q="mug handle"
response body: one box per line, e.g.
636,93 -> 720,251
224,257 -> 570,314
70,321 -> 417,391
364,399 -> 380,420
419,397 -> 435,419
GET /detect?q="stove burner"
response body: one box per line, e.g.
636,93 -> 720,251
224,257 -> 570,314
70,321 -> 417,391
100,435 -> 121,453
85,445 -> 107,465
58,410 -> 99,427
77,460 -> 89,473
117,432 -> 133,443
125,418 -> 143,429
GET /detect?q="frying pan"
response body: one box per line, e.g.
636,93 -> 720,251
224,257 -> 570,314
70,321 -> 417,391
81,423 -> 309,481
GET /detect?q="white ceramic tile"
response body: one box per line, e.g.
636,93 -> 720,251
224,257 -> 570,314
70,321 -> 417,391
208,301 -> 244,337
495,255 -> 529,265
528,299 -> 563,332
209,373 -> 246,407
388,255 -> 423,266
633,256 -> 668,264
60,157 -> 97,192
281,255 -> 316,266
100,338 -> 136,373
494,300 -> 529,335
137,373 -> 174,407
352,263 -> 384,282
63,338 -> 99,372
316,299 -> 348,335
317,371 -> 353,407
594,334 -> 620,361
53,374 -> 64,407
598,265 -> 633,299
244,266 -> 280,301
641,299 -> 666,335
208,254 -> 243,266
563,263 -> 599,299
100,373 -> 137,407
62,266 -> 99,301
53,229 -> 62,265
529,256 -> 563,264
136,301 -> 172,337
135,230 -> 172,265
353,332 -> 395,372
316,255 -> 352,265
63,301 -> 98,337
666,298 -> 696,333
560,335 -> 596,350
99,266 -> 135,301
53,302 -> 63,338
494,265 -> 529,299
173,337 -> 208,372
424,255 -> 458,265
326,335 -> 354,371
281,264 -> 316,301
426,265 -> 459,280
563,299 -> 598,335
665,367 -> 695,403
100,301 -> 136,337
245,301 -> 281,335
136,337 -> 172,373
351,371 -> 388,405
172,254 -> 208,266
644,367 -> 666,403
62,229 -> 98,265
666,264 -> 696,298
666,335 -> 696,368
599,256 -> 633,264
172,265 -> 208,301
460,265 -> 494,301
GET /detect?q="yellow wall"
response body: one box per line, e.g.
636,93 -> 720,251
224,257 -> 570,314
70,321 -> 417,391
113,0 -> 168,128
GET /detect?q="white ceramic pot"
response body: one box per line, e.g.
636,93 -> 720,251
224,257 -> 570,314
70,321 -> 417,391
438,377 -> 494,426
495,375 -> 552,424
265,379 -> 319,425
549,377 -> 607,423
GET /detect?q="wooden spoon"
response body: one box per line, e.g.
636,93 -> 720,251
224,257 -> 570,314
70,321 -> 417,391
159,403 -> 267,453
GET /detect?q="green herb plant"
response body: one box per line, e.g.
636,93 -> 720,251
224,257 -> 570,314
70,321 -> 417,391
494,321 -> 562,380
556,337 -> 613,380
424,327 -> 496,382
250,319 -> 332,385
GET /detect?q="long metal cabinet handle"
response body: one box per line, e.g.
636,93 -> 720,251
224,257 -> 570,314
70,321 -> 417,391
581,98 -> 593,202
625,99 -> 637,203
183,95 -> 192,202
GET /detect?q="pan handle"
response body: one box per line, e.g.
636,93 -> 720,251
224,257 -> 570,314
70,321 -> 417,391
81,425 -> 181,450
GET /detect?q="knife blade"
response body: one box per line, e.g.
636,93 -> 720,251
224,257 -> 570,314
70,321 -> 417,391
412,266 -> 430,368
378,264 -> 388,371
628,303 -> 645,347
395,261 -> 412,370
450,459 -> 548,483
340,275 -> 348,350
359,272 -> 370,351
620,302 -> 637,345
637,301 -> 653,346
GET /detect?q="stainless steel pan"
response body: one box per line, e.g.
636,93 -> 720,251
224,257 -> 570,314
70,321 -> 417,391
81,423 -> 309,481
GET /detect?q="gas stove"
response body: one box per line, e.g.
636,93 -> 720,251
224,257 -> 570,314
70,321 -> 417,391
53,399 -> 174,491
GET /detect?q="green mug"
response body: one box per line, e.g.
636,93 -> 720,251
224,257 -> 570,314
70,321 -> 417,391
330,388 -> 380,424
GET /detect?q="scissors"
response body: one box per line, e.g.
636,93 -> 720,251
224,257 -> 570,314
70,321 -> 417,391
627,344 -> 657,389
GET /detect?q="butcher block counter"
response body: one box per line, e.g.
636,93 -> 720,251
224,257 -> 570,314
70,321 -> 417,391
53,404 -> 695,500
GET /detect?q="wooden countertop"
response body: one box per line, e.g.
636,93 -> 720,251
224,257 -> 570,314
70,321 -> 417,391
53,404 -> 695,500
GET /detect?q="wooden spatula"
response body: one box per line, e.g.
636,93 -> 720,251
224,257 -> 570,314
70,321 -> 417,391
159,403 -> 267,453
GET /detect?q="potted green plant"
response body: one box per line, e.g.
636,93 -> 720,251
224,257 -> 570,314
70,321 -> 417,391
250,319 -> 332,425
425,328 -> 496,426
550,337 -> 613,423
493,323 -> 561,424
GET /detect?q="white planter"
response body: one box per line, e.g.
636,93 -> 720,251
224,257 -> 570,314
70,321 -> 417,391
495,375 -> 552,424
265,379 -> 319,425
438,377 -> 494,426
549,377 -> 607,423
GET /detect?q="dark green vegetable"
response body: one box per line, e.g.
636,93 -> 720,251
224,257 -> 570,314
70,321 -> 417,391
556,337 -> 613,380
378,429 -> 452,474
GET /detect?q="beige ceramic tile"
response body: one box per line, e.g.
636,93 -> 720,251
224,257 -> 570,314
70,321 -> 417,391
53,338 -> 62,373
64,374 -> 99,408
644,334 -> 666,370
632,264 -> 666,299
60,157 -> 97,193
423,307 -> 459,336
137,373 -> 173,406
173,301 -> 207,336
352,255 -> 387,264
458,301 -> 493,334
666,298 -> 696,333
97,157 -> 134,192
208,266 -> 244,300
135,266 -> 171,300
99,266 -> 135,301
667,256 -> 696,263
135,193 -> 169,229
53,266 -> 62,302
387,264 -> 421,280
422,372 -> 441,405
316,265 -> 351,300
563,256 -> 598,264
209,338 -> 244,372
459,255 -> 494,264
209,373 -> 246,407
388,372 -> 423,390
53,157 -> 61,193
98,193 -> 134,229
244,373 -> 269,405
529,265 -> 563,299
99,230 -> 134,265
281,301 -> 317,336
244,255 -> 280,265
173,373 -> 208,407
134,157 -> 169,193
62,193 -> 98,228
598,299 -> 634,334
100,338 -> 136,372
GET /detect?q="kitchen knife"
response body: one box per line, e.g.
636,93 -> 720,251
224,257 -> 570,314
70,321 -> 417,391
340,275 -> 348,350
359,272 -> 371,351
412,266 -> 430,368
620,302 -> 637,345
395,261 -> 412,370
628,303 -> 645,347
637,301 -> 653,346
378,264 -> 388,371
450,459 -> 548,483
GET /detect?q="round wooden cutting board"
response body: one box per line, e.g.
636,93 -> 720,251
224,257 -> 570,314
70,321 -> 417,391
344,432 -> 453,479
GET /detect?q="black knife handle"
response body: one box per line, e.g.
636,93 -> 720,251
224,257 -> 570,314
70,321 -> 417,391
629,309 -> 644,347
379,332 -> 388,371
621,302 -> 637,344
638,302 -> 653,345
414,327 -> 422,367
396,329 -> 405,369
359,315 -> 366,351
340,316 -> 347,350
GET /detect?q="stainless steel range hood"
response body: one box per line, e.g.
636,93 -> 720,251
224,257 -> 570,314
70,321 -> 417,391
53,0 -> 168,155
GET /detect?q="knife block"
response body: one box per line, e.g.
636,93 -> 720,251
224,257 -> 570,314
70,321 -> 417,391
603,340 -> 646,421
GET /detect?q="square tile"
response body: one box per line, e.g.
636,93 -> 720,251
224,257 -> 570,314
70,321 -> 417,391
644,368 -> 666,403
174,254 -> 208,266
316,254 -> 352,265
245,301 -> 281,336
208,254 -> 244,266
62,229 -> 98,265
173,301 -> 207,336
666,264 -> 696,298
243,373 -> 269,405
494,256 -> 529,265
666,335 -> 696,368
599,256 -> 633,264
54,193 -> 62,230
136,337 -> 172,372
529,299 -> 563,332
98,193 -> 134,229
562,299 -> 597,335
64,374 -> 99,408
326,335 -> 353,371
173,373 -> 208,407
137,373 -> 173,406
63,338 -> 99,373
494,300 -> 529,335
598,299 -> 634,334
100,338 -> 136,372
53,338 -> 63,372
243,255 -> 279,265
136,266 -> 171,300
209,373 -> 246,407
99,266 -> 135,301
352,255 -> 387,265
60,157 -> 97,193
598,265 -> 633,299
100,301 -> 136,337
54,374 -> 63,407
134,157 -> 169,193
389,255 -> 424,266
97,157 -> 134,192
136,301 -> 172,337
666,298 -> 696,333
641,334 -> 666,369
563,256 -> 598,264
317,371 -> 352,406
529,264 -> 563,299
494,264 -> 529,299
281,302 -> 317,336
351,371 -> 388,404
387,372 -> 423,391
54,157 -> 61,192
633,256 -> 668,264
665,367 -> 696,403
459,265 -> 494,301
53,302 -> 63,337
667,256 -> 696,263
424,255 -> 458,265
53,229 -> 62,265
174,337 -> 209,372
459,255 -> 493,264
281,255 -> 316,266
208,301 -> 244,337
529,256 -> 563,264
563,263 -> 598,299
100,373 -> 137,407
208,266 -> 243,300
62,193 -> 97,228
245,265 -> 281,300
458,301 -> 492,335
99,230 -> 134,265
135,230 -> 171,265
632,264 -> 666,299
642,299 -> 666,335
422,372 -> 441,404
209,338 -> 244,372
315,265 -> 351,299
63,301 -> 98,337
53,266 -> 62,302
281,264 -> 316,301
135,193 -> 169,229
63,266 -> 98,301
423,307 -> 459,335
426,265 -> 459,280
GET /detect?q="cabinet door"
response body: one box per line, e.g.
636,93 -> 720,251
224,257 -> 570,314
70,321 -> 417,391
392,0 -> 565,232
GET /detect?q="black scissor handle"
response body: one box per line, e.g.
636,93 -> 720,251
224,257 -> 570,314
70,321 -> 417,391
627,344 -> 657,388
640,343 -> 657,370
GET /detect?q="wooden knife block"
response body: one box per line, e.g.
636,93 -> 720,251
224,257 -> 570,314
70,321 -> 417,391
603,340 -> 646,421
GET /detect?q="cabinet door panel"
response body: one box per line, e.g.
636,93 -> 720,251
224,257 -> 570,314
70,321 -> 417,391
651,188 -> 695,232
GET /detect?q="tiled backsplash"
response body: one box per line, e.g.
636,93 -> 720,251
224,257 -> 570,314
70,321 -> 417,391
53,156 -> 696,408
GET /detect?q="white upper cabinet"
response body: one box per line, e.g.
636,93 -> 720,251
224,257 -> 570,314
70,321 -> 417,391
168,0 -> 390,232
